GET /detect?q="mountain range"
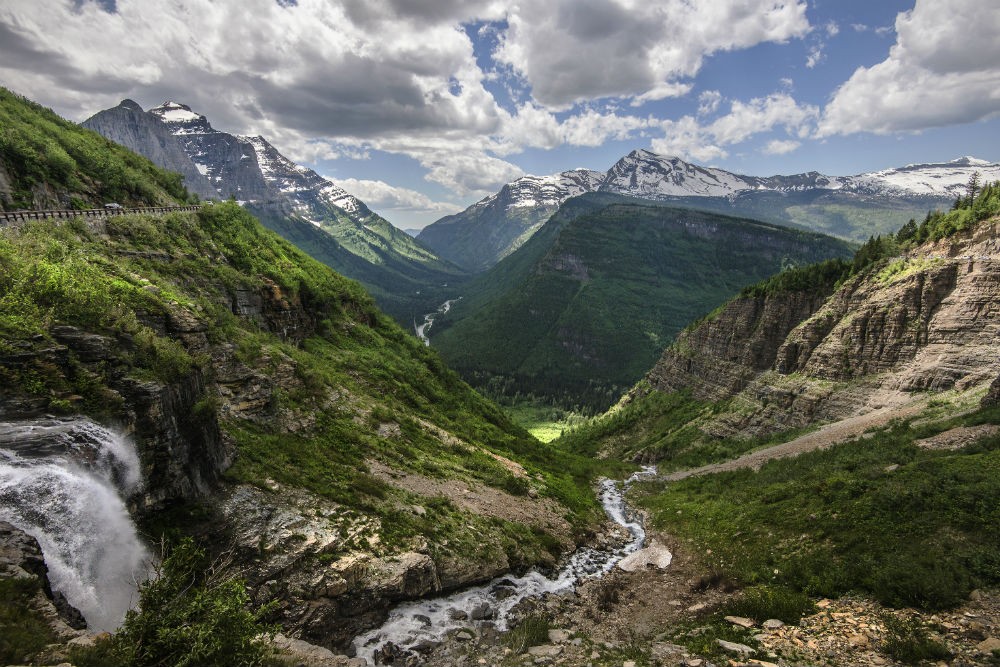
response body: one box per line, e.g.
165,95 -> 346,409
82,100 -> 464,322
429,193 -> 855,410
419,149 -> 999,270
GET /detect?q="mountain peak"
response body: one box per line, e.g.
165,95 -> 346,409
149,101 -> 206,125
117,99 -> 143,112
950,156 -> 994,167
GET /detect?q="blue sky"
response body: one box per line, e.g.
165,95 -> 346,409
2,0 -> 999,228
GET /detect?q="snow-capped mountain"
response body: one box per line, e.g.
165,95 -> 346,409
84,100 -> 462,322
417,169 -> 604,271
81,100 -> 218,200
598,150 -> 1000,200
842,157 -> 1000,199
499,169 -> 605,209
420,149 -> 1000,269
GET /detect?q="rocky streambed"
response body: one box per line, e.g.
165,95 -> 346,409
352,466 -> 663,665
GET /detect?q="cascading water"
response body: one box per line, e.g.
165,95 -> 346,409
353,466 -> 659,663
0,417 -> 153,631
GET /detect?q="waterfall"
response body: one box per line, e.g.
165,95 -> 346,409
0,418 -> 153,631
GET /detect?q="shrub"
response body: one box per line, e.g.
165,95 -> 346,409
72,538 -> 278,667
726,584 -> 815,625
504,614 -> 551,653
880,613 -> 952,665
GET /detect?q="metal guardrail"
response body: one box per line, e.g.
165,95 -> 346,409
0,205 -> 204,223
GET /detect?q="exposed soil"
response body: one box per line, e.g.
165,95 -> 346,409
368,460 -> 573,546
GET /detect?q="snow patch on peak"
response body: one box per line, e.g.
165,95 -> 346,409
152,102 -> 202,124
951,156 -> 993,167
499,170 -> 603,210
850,157 -> 1000,197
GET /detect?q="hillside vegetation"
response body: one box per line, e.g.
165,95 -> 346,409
0,88 -> 189,209
432,194 -> 855,411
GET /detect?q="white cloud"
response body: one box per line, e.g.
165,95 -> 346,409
698,90 -> 723,116
650,92 -> 817,161
0,0 -> 812,202
805,45 -> 824,69
708,93 -> 818,145
493,0 -> 810,108
763,139 -> 801,155
336,178 -> 461,215
819,0 -> 1000,136
824,21 -> 840,37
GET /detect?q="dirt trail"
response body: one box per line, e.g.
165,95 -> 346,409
660,390 -> 928,482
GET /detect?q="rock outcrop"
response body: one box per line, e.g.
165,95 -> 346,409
647,288 -> 834,402
0,521 -> 86,639
639,217 -> 1000,441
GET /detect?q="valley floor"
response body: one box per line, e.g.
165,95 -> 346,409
377,405 -> 1000,667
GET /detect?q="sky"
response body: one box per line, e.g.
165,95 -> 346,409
2,0 -> 1000,229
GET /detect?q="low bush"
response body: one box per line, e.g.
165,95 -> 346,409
725,584 -> 814,625
880,613 -> 953,665
72,538 -> 278,667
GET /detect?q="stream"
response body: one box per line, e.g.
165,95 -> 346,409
353,466 -> 658,664
0,418 -> 152,631
414,299 -> 459,346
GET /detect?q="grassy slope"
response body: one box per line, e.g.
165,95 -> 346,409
0,203 -> 620,555
0,87 -> 189,209
637,406 -> 1000,611
248,204 -> 468,324
433,195 -> 855,411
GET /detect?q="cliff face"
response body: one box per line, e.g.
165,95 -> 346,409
647,288 -> 834,402
80,100 -> 218,200
638,217 -> 1000,439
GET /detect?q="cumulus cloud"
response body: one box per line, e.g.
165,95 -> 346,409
650,92 -> 817,161
0,0 -> 812,200
336,178 -> 461,215
698,90 -> 723,116
763,139 -> 801,155
494,0 -> 810,108
819,0 -> 1000,136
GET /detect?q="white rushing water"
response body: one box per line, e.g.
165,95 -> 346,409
353,466 -> 656,663
0,418 -> 153,631
414,299 -> 459,346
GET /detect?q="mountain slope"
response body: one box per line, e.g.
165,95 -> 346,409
431,194 -> 855,410
419,150 -> 994,272
568,186 -> 1000,464
79,99 -> 218,200
0,88 -> 189,210
84,101 -> 465,322
555,195 -> 1000,637
0,90 -> 620,651
417,169 -> 603,271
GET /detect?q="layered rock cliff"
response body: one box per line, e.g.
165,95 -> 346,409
638,216 -> 1000,442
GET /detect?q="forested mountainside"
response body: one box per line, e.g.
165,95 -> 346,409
431,193 -> 855,411
0,91 -> 620,659
83,99 -> 465,324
